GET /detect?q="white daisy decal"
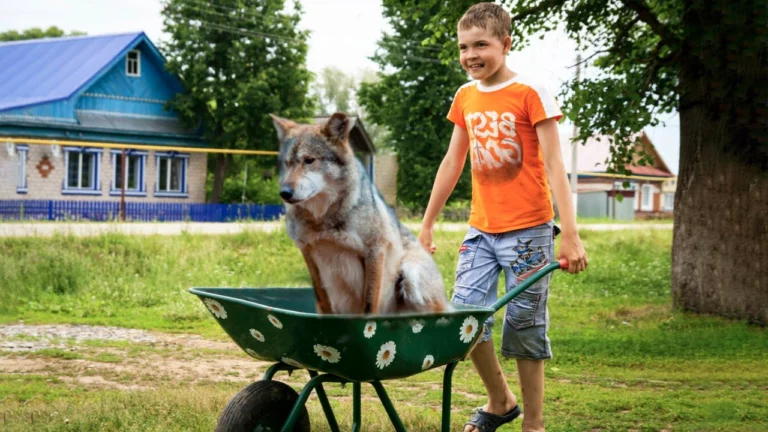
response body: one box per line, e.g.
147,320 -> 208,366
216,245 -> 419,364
363,321 -> 377,338
249,328 -> 265,342
376,341 -> 397,369
410,320 -> 424,333
245,348 -> 267,360
422,355 -> 435,370
459,316 -> 479,343
281,357 -> 305,369
436,317 -> 450,326
204,298 -> 227,319
268,314 -> 283,329
313,344 -> 341,363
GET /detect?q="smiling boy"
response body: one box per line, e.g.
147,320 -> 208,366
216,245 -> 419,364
418,3 -> 588,432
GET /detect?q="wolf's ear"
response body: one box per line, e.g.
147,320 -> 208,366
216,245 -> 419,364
270,114 -> 296,141
322,112 -> 350,144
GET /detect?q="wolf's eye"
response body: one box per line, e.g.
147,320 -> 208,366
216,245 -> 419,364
304,157 -> 315,165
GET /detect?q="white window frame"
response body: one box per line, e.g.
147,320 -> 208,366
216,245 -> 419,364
110,149 -> 148,196
641,184 -> 655,211
16,144 -> 28,194
663,192 -> 675,211
62,147 -> 103,195
126,49 -> 141,77
154,152 -> 189,198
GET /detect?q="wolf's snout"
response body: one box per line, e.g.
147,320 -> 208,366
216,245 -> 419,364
279,186 -> 294,202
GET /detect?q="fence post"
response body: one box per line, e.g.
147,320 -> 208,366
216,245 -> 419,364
48,200 -> 53,221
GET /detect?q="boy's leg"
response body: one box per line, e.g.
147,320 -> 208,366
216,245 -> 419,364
451,228 -> 519,432
498,221 -> 556,432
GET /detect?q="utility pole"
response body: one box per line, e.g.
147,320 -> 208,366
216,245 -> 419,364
570,54 -> 581,211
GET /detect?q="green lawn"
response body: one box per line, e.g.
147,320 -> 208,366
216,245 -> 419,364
0,228 -> 765,431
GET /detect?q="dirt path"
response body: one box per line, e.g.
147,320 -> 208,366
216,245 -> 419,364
0,221 -> 672,237
0,324 -> 273,390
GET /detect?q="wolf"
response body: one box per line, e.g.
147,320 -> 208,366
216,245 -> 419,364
270,112 -> 450,315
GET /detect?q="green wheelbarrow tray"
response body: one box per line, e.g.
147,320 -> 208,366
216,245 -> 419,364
190,260 -> 566,431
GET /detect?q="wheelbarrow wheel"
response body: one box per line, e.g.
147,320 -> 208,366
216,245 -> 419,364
215,380 -> 311,432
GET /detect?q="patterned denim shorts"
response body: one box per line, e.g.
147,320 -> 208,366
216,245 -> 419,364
451,220 -> 556,360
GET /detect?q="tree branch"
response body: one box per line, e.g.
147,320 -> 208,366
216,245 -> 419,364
620,0 -> 680,47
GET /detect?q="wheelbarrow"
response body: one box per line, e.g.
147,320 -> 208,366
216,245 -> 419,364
189,259 -> 567,431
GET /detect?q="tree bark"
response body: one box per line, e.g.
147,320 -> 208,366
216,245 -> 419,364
209,153 -> 230,204
673,1 -> 768,325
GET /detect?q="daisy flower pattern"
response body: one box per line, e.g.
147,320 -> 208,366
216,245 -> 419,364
267,314 -> 283,329
459,316 -> 479,343
410,320 -> 424,333
245,348 -> 267,360
204,299 -> 227,319
376,341 -> 397,369
436,317 -> 450,326
249,329 -> 265,342
363,321 -> 377,338
422,355 -> 435,370
313,344 -> 341,363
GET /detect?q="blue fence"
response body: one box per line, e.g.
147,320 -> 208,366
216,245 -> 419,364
0,200 -> 285,222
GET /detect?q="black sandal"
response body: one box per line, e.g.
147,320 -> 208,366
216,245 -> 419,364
463,405 -> 522,432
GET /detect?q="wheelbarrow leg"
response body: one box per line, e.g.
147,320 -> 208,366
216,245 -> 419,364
371,381 -> 407,432
442,362 -> 458,432
309,370 -> 341,432
352,382 -> 362,432
281,373 -> 346,432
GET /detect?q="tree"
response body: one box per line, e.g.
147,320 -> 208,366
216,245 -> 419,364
0,26 -> 85,41
424,0 -> 767,324
358,0 -> 476,209
161,0 -> 315,203
312,66 -> 357,114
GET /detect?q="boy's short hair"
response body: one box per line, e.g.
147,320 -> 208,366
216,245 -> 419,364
458,2 -> 511,41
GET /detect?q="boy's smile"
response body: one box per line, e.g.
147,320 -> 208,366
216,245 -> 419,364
458,26 -> 514,86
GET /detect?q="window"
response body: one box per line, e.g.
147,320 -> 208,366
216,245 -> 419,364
641,184 -> 654,211
16,144 -> 28,194
663,192 -> 675,211
110,150 -> 147,196
126,50 -> 140,77
63,147 -> 103,195
155,152 -> 189,197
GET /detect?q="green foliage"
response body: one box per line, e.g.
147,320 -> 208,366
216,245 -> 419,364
161,0 -> 316,201
0,26 -> 85,41
205,166 -> 282,204
313,66 -> 357,114
357,0 -> 475,209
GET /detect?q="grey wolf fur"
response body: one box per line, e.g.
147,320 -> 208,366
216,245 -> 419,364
270,112 -> 450,315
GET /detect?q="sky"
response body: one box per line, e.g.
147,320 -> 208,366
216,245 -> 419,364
0,0 -> 679,173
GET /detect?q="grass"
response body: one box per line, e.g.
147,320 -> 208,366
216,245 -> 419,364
0,227 -> 766,431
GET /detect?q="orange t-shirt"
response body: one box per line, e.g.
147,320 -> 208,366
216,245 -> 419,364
447,75 -> 563,233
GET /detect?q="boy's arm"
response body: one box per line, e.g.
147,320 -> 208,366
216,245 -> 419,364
418,124 -> 470,253
536,118 -> 589,274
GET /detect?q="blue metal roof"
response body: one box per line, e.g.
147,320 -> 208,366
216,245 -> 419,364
0,32 -> 144,112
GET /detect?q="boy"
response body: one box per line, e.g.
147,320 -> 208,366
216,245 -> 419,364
418,3 -> 588,432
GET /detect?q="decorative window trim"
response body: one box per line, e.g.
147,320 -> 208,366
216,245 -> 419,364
62,147 -> 103,195
109,149 -> 148,197
16,144 -> 29,194
641,184 -> 655,211
154,151 -> 189,198
126,49 -> 141,77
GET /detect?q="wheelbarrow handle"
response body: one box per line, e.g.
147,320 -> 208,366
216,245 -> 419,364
490,259 -> 568,312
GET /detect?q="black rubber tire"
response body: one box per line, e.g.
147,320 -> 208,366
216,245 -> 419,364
215,380 -> 311,432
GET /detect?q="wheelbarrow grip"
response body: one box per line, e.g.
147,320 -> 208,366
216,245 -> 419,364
490,259 -> 568,312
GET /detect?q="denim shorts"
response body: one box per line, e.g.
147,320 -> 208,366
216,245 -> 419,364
451,221 -> 556,360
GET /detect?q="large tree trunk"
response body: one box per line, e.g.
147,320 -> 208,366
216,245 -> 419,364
674,1 -> 768,325
209,153 -> 230,204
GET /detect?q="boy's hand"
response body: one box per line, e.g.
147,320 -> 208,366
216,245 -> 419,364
418,226 -> 437,254
557,232 -> 588,274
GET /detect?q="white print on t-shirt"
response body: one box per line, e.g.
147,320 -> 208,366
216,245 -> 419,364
465,111 -> 522,172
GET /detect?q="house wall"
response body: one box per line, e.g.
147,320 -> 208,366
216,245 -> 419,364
374,153 -> 398,205
0,144 -> 206,203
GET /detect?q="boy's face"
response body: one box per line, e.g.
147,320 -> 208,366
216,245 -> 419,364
457,25 -> 511,83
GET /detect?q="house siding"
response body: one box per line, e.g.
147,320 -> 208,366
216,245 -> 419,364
0,144 -> 206,203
